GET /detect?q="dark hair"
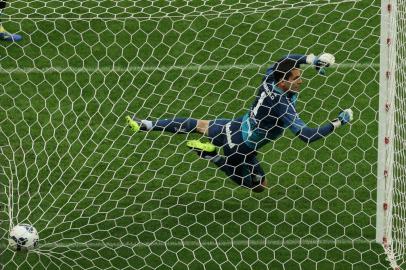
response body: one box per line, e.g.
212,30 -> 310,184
273,57 -> 300,83
0,1 -> 6,10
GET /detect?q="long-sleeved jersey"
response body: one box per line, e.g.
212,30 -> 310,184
240,54 -> 335,150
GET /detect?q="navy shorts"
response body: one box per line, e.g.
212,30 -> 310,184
207,119 -> 266,185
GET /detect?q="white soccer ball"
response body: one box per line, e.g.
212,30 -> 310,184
9,224 -> 39,251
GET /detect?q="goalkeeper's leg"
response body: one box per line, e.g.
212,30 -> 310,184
126,115 -> 209,134
204,152 -> 267,193
212,152 -> 267,193
187,140 -> 267,192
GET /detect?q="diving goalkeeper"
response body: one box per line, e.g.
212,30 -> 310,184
126,53 -> 353,193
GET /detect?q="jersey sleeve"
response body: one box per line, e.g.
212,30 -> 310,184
280,101 -> 335,143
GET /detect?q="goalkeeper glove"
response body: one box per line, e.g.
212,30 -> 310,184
306,53 -> 335,75
331,109 -> 354,129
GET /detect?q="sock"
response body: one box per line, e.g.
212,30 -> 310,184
151,118 -> 197,133
141,120 -> 153,130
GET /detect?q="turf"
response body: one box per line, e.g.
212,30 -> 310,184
0,0 -> 396,269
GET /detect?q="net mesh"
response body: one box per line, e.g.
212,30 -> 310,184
0,0 -> 395,269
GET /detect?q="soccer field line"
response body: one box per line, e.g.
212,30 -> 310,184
0,63 -> 379,74
28,238 -> 377,250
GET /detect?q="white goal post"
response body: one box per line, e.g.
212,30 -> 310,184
377,0 -> 406,269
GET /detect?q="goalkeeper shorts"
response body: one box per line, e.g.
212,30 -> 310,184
208,118 -> 265,187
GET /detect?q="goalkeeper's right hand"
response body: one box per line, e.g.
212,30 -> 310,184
306,53 -> 335,75
331,109 -> 354,129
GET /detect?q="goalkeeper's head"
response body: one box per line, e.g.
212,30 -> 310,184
273,58 -> 303,93
0,1 -> 6,9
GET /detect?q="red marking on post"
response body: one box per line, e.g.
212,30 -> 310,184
384,203 -> 388,210
385,137 -> 390,144
387,38 -> 391,45
388,4 -> 392,12
384,170 -> 388,177
383,237 -> 388,247
385,103 -> 390,111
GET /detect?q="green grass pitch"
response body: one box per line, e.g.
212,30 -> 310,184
0,0 -> 392,269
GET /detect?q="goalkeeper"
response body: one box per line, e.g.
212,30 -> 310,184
0,0 -> 22,41
126,53 -> 353,193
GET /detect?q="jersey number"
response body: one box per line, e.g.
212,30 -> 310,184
252,91 -> 268,117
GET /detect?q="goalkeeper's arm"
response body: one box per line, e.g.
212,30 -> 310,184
294,109 -> 354,143
264,52 -> 336,80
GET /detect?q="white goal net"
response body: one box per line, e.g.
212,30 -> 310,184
0,0 -> 402,269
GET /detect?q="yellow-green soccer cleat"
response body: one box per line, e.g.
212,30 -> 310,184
125,115 -> 141,133
0,26 -> 23,42
187,140 -> 217,159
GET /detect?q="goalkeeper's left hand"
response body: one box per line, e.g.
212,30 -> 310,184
331,108 -> 354,129
306,53 -> 335,75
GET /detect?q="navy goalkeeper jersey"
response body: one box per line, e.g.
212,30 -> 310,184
240,54 -> 334,150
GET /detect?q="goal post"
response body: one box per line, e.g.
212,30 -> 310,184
376,0 -> 396,265
0,0 -> 403,269
377,0 -> 406,269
